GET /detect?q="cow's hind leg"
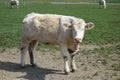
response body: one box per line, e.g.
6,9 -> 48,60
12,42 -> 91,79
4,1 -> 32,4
20,40 -> 29,68
28,40 -> 38,67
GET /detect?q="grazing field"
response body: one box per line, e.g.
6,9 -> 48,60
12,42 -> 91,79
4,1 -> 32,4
1,0 -> 120,3
0,1 -> 120,47
0,0 -> 120,80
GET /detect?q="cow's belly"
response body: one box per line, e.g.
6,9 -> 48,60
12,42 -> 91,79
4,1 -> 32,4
36,32 -> 59,45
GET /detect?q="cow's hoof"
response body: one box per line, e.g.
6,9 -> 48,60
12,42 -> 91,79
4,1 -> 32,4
20,65 -> 26,68
71,69 -> 76,73
64,72 -> 69,75
31,64 -> 37,67
64,70 -> 70,75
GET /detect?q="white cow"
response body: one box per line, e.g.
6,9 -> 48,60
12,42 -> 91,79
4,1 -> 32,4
10,0 -> 19,8
20,13 -> 95,74
99,0 -> 106,9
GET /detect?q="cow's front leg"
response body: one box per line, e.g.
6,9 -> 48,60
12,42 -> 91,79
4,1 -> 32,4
70,54 -> 77,72
63,56 -> 70,74
59,43 -> 70,74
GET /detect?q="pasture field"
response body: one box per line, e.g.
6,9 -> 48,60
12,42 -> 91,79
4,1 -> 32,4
1,0 -> 120,3
0,1 -> 120,47
0,0 -> 120,80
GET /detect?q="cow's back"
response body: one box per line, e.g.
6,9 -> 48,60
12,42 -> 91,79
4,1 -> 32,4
22,13 -> 61,44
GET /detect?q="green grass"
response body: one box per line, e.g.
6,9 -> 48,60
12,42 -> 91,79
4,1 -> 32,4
0,1 -> 120,48
1,0 -> 120,4
48,0 -> 120,3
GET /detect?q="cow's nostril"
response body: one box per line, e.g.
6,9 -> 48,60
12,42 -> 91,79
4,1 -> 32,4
75,38 -> 81,43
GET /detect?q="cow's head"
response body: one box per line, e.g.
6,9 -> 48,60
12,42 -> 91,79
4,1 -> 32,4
61,17 -> 94,52
60,17 -> 94,52
71,18 -> 95,43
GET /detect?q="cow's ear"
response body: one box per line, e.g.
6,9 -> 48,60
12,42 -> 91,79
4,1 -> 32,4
85,22 -> 95,30
68,18 -> 74,28
63,18 -> 73,28
63,24 -> 73,28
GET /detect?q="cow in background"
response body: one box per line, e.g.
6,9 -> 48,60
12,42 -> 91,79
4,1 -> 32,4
10,0 -> 19,8
99,0 -> 106,9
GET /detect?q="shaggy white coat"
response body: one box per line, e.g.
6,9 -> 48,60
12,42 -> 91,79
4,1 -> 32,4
21,13 -> 95,74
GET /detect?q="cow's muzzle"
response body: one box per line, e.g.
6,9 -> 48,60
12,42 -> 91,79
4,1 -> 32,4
74,38 -> 81,43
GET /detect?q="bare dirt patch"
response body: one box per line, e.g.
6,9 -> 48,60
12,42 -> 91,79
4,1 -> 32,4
0,43 -> 120,80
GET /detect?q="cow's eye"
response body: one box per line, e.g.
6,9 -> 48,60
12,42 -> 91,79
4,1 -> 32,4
79,28 -> 84,31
